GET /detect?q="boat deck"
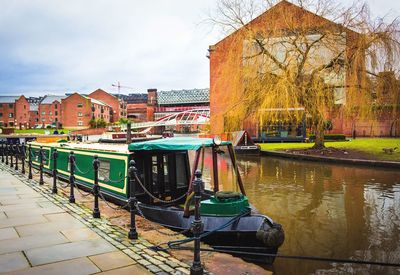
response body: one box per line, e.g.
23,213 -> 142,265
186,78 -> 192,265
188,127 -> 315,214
29,141 -> 131,154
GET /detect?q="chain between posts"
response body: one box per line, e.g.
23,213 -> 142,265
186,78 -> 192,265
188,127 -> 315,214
134,174 -> 189,204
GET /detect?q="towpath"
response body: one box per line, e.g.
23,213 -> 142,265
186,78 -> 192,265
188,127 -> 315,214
0,163 -> 191,274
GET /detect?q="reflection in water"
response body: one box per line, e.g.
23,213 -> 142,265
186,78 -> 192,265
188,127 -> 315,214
195,150 -> 400,274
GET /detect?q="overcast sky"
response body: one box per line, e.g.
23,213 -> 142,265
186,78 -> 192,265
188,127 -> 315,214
0,0 -> 398,96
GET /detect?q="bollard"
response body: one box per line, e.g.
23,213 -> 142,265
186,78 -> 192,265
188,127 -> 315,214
14,144 -> 19,171
39,146 -> 44,185
1,141 -> 4,163
28,144 -> 33,179
69,151 -> 76,203
92,155 -> 100,218
190,170 -> 204,275
128,160 -> 138,240
10,143 -> 14,168
52,149 -> 58,194
5,142 -> 9,165
21,143 -> 26,174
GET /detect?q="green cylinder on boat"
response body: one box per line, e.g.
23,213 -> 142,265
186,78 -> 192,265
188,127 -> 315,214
200,192 -> 249,216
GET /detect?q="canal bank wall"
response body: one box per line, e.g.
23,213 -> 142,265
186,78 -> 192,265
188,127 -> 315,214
260,150 -> 400,169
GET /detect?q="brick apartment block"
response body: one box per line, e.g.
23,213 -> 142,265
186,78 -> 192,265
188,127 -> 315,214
61,93 -> 111,128
0,96 -> 30,128
88,89 -> 127,123
38,95 -> 65,127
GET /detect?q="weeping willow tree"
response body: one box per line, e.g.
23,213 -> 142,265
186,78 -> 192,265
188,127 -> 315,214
208,0 -> 400,148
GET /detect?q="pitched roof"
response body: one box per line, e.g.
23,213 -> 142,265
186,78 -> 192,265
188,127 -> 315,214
0,96 -> 19,103
40,95 -> 66,104
157,89 -> 209,105
123,93 -> 148,104
211,0 -> 352,48
84,96 -> 109,107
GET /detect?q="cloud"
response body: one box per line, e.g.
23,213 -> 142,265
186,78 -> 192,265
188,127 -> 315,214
0,0 -> 398,96
0,0 -> 217,95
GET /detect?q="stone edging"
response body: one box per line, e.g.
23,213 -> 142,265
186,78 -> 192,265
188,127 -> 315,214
260,150 -> 400,169
0,163 -> 195,275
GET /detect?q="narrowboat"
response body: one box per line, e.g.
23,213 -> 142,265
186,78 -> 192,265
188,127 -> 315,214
29,137 -> 284,264
232,131 -> 260,154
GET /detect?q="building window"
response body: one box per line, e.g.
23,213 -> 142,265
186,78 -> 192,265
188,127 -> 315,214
78,112 -> 83,117
24,105 -> 26,109
55,111 -> 58,116
41,111 -> 45,115
8,104 -> 13,108
49,111 -> 52,115
77,103 -> 83,108
9,113 -> 13,118
35,118 -> 39,122
42,118 -> 45,122
0,104 -> 2,107
55,104 -> 58,109
78,121 -> 83,126
55,118 -> 58,122
0,113 -> 2,117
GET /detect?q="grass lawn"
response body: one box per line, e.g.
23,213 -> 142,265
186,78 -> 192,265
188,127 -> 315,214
258,138 -> 400,161
14,128 -> 74,134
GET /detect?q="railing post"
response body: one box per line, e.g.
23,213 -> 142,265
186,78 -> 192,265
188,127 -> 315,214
28,144 -> 33,179
52,149 -> 58,194
5,142 -> 9,165
128,160 -> 138,240
39,146 -> 44,185
92,155 -> 100,218
10,143 -> 14,168
21,143 -> 26,174
69,151 -> 76,203
14,144 -> 19,171
190,170 -> 204,275
1,141 -> 4,163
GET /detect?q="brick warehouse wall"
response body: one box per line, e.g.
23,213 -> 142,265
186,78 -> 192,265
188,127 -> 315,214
0,101 -> 16,127
38,101 -> 62,126
61,93 -> 93,128
209,0 -> 375,136
14,96 -> 30,129
89,89 -> 126,123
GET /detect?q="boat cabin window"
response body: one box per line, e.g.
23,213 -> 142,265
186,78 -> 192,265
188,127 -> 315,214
98,160 -> 110,181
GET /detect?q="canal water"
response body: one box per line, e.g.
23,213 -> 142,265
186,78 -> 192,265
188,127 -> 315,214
198,151 -> 400,274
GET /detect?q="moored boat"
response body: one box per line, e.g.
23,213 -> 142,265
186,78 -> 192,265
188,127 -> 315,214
28,137 -> 284,264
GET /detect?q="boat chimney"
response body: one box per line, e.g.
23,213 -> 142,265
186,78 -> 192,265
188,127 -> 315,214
126,122 -> 132,144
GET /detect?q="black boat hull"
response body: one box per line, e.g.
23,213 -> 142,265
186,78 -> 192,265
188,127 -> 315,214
138,203 -> 279,264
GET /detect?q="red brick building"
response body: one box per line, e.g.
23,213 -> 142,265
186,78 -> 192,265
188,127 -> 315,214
28,104 -> 39,128
88,89 -> 127,123
0,96 -> 30,128
209,1 -> 398,138
61,93 -> 111,128
38,95 -> 65,127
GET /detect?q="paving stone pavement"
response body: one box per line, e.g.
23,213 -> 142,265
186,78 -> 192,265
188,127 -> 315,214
0,162 -> 194,274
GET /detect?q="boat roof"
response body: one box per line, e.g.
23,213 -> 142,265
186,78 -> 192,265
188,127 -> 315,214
128,137 -> 231,151
30,141 -> 130,154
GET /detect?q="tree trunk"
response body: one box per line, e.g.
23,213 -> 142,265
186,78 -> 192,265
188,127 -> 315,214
313,124 -> 325,149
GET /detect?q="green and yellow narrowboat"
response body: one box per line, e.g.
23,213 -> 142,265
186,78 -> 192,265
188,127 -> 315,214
29,137 -> 284,264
